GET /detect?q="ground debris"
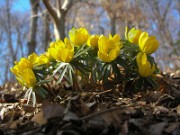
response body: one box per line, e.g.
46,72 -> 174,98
0,74 -> 180,135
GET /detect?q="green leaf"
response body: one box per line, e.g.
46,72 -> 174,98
35,87 -> 48,98
111,63 -> 123,81
147,55 -> 155,67
134,78 -> 144,90
74,44 -> 91,58
74,46 -> 91,58
116,56 -> 129,70
102,64 -> 111,82
27,88 -> 33,105
72,61 -> 90,75
67,64 -> 74,85
98,63 -> 107,80
91,62 -> 102,82
37,77 -> 53,85
53,62 -> 68,76
32,91 -> 36,107
57,65 -> 68,84
74,44 -> 86,56
147,77 -> 158,89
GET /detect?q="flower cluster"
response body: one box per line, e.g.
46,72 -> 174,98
125,27 -> 159,77
11,27 -> 159,104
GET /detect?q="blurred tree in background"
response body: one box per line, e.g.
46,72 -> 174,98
0,0 -> 179,84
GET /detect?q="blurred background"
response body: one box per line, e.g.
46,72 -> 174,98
0,0 -> 179,85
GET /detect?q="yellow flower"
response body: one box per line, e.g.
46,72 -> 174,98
136,52 -> 155,77
10,65 -> 19,75
138,32 -> 159,54
109,34 -> 120,43
125,27 -> 142,44
16,68 -> 37,88
98,35 -> 120,62
10,58 -> 32,75
69,28 -> 89,46
87,35 -> 100,49
45,51 -> 54,61
36,54 -> 50,65
10,58 -> 37,88
48,38 -> 74,63
28,53 -> 38,65
28,52 -> 50,66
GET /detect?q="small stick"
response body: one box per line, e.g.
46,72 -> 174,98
80,104 -> 144,121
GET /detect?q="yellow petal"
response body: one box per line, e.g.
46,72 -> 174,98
139,34 -> 159,54
28,52 -> 38,65
10,65 -> 18,75
50,42 -> 56,48
69,28 -> 89,46
36,54 -> 50,65
17,68 -> 37,88
128,28 -> 142,44
142,36 -> 159,54
136,52 -> 155,77
112,34 -> 120,43
48,48 -> 59,61
125,26 -> 128,40
98,51 -> 110,62
64,38 -> 74,50
87,35 -> 99,49
98,35 -> 120,62
18,58 -> 32,69
109,49 -> 118,61
60,49 -> 74,63
139,32 -> 148,45
56,39 -> 65,48
125,27 -> 143,44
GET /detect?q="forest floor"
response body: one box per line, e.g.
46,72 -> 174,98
0,72 -> 180,135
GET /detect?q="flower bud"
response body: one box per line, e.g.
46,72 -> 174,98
69,28 -> 89,46
136,52 -> 155,77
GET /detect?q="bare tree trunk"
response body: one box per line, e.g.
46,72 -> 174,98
53,17 -> 66,40
6,0 -> 15,62
110,16 -> 116,35
148,0 -> 174,47
42,12 -> 51,50
42,0 -> 73,40
59,14 -> 66,39
28,0 -> 39,54
6,0 -> 15,81
16,27 -> 24,57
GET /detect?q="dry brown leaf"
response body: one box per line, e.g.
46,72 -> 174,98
148,122 -> 167,135
176,105 -> 180,114
21,104 -> 36,113
42,100 -> 65,120
164,123 -> 179,134
31,111 -> 47,124
67,95 -> 91,117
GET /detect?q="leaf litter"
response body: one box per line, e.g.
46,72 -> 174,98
0,73 -> 180,135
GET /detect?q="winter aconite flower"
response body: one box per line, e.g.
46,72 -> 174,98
37,54 -> 50,65
138,32 -> 159,54
28,53 -> 50,66
98,34 -> 121,62
87,35 -> 100,49
136,52 -> 155,77
125,27 -> 142,45
16,68 -> 37,88
109,34 -> 121,43
48,38 -> 74,63
28,53 -> 38,65
69,28 -> 89,46
10,58 -> 32,75
10,58 -> 37,88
